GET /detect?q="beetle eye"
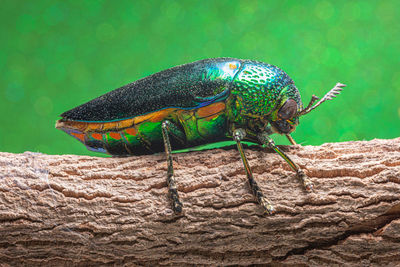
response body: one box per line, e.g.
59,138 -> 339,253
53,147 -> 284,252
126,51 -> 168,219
278,99 -> 297,120
273,120 -> 292,134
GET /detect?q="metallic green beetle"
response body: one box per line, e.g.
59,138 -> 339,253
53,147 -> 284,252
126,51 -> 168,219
56,58 -> 345,215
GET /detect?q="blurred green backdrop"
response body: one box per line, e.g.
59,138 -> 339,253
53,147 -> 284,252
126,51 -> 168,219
1,0 -> 399,156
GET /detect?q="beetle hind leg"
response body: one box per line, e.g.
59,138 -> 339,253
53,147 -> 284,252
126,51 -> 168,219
161,120 -> 185,214
233,128 -> 275,215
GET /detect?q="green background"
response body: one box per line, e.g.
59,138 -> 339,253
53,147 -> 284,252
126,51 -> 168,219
1,0 -> 399,156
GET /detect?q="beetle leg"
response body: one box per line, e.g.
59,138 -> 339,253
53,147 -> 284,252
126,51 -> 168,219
161,120 -> 183,214
258,132 -> 314,191
233,128 -> 275,215
163,119 -> 186,146
286,134 -> 297,145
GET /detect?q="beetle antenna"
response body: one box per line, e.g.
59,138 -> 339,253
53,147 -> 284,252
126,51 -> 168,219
298,82 -> 346,116
299,95 -> 319,115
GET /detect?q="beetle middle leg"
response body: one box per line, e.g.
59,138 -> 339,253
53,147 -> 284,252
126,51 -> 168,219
233,128 -> 275,215
161,120 -> 185,214
258,132 -> 314,191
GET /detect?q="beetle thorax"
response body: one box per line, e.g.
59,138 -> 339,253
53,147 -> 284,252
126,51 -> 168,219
230,62 -> 295,118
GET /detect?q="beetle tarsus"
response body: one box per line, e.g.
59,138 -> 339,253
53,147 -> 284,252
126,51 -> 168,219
233,128 -> 275,215
298,170 -> 314,191
168,183 -> 183,213
162,121 -> 183,214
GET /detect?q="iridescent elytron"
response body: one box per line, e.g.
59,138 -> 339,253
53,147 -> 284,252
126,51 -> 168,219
56,58 -> 345,214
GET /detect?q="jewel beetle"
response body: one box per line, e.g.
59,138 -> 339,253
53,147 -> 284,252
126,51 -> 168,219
56,58 -> 345,214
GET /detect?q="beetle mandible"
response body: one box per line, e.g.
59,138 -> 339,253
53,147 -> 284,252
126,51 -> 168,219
56,58 -> 345,215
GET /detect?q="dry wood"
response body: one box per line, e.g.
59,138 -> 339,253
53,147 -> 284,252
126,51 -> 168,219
0,138 -> 399,266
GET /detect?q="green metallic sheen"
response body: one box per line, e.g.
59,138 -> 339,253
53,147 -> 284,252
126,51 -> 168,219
60,58 -> 242,123
58,58 -> 303,156
230,62 -> 301,118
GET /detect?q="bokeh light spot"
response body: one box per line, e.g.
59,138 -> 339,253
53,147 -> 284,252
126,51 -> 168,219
43,4 -> 65,26
69,61 -> 92,88
96,23 -> 116,41
342,2 -> 362,21
5,83 -> 25,102
315,1 -> 335,21
327,26 -> 345,46
376,1 -> 396,24
46,64 -> 66,82
203,41 -> 222,56
34,96 -> 53,116
392,72 -> 400,89
312,115 -> 332,136
339,131 -> 358,142
163,1 -> 181,20
15,14 -> 37,33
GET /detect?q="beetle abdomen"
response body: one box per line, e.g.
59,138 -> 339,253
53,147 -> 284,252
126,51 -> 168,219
57,107 -> 175,155
57,101 -> 229,155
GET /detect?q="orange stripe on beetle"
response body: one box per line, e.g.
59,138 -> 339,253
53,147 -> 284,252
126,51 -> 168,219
125,128 -> 137,136
109,132 -> 122,140
149,108 -> 175,122
103,122 -> 118,130
86,123 -> 103,131
196,102 -> 226,118
91,133 -> 103,140
70,132 -> 85,142
133,113 -> 153,124
63,121 -> 88,131
117,118 -> 134,128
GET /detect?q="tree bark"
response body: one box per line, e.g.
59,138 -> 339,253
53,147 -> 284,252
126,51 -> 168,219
0,138 -> 399,266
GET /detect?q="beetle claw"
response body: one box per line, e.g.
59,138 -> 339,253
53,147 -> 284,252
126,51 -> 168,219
173,201 -> 183,214
298,170 -> 314,192
265,203 -> 276,215
305,181 -> 314,192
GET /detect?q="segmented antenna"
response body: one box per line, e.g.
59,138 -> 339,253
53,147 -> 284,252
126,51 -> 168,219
298,82 -> 346,116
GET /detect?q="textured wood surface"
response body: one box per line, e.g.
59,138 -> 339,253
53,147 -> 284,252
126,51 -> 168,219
0,138 -> 399,266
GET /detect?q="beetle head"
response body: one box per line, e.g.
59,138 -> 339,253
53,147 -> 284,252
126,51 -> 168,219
269,84 -> 302,135
269,83 -> 346,135
271,99 -> 299,134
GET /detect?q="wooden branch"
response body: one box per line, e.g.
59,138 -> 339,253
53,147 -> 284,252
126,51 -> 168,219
1,138 -> 399,266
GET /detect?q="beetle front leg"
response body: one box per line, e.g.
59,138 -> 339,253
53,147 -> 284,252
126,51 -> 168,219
233,128 -> 275,215
258,132 -> 314,191
285,134 -> 297,145
161,120 -> 184,214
